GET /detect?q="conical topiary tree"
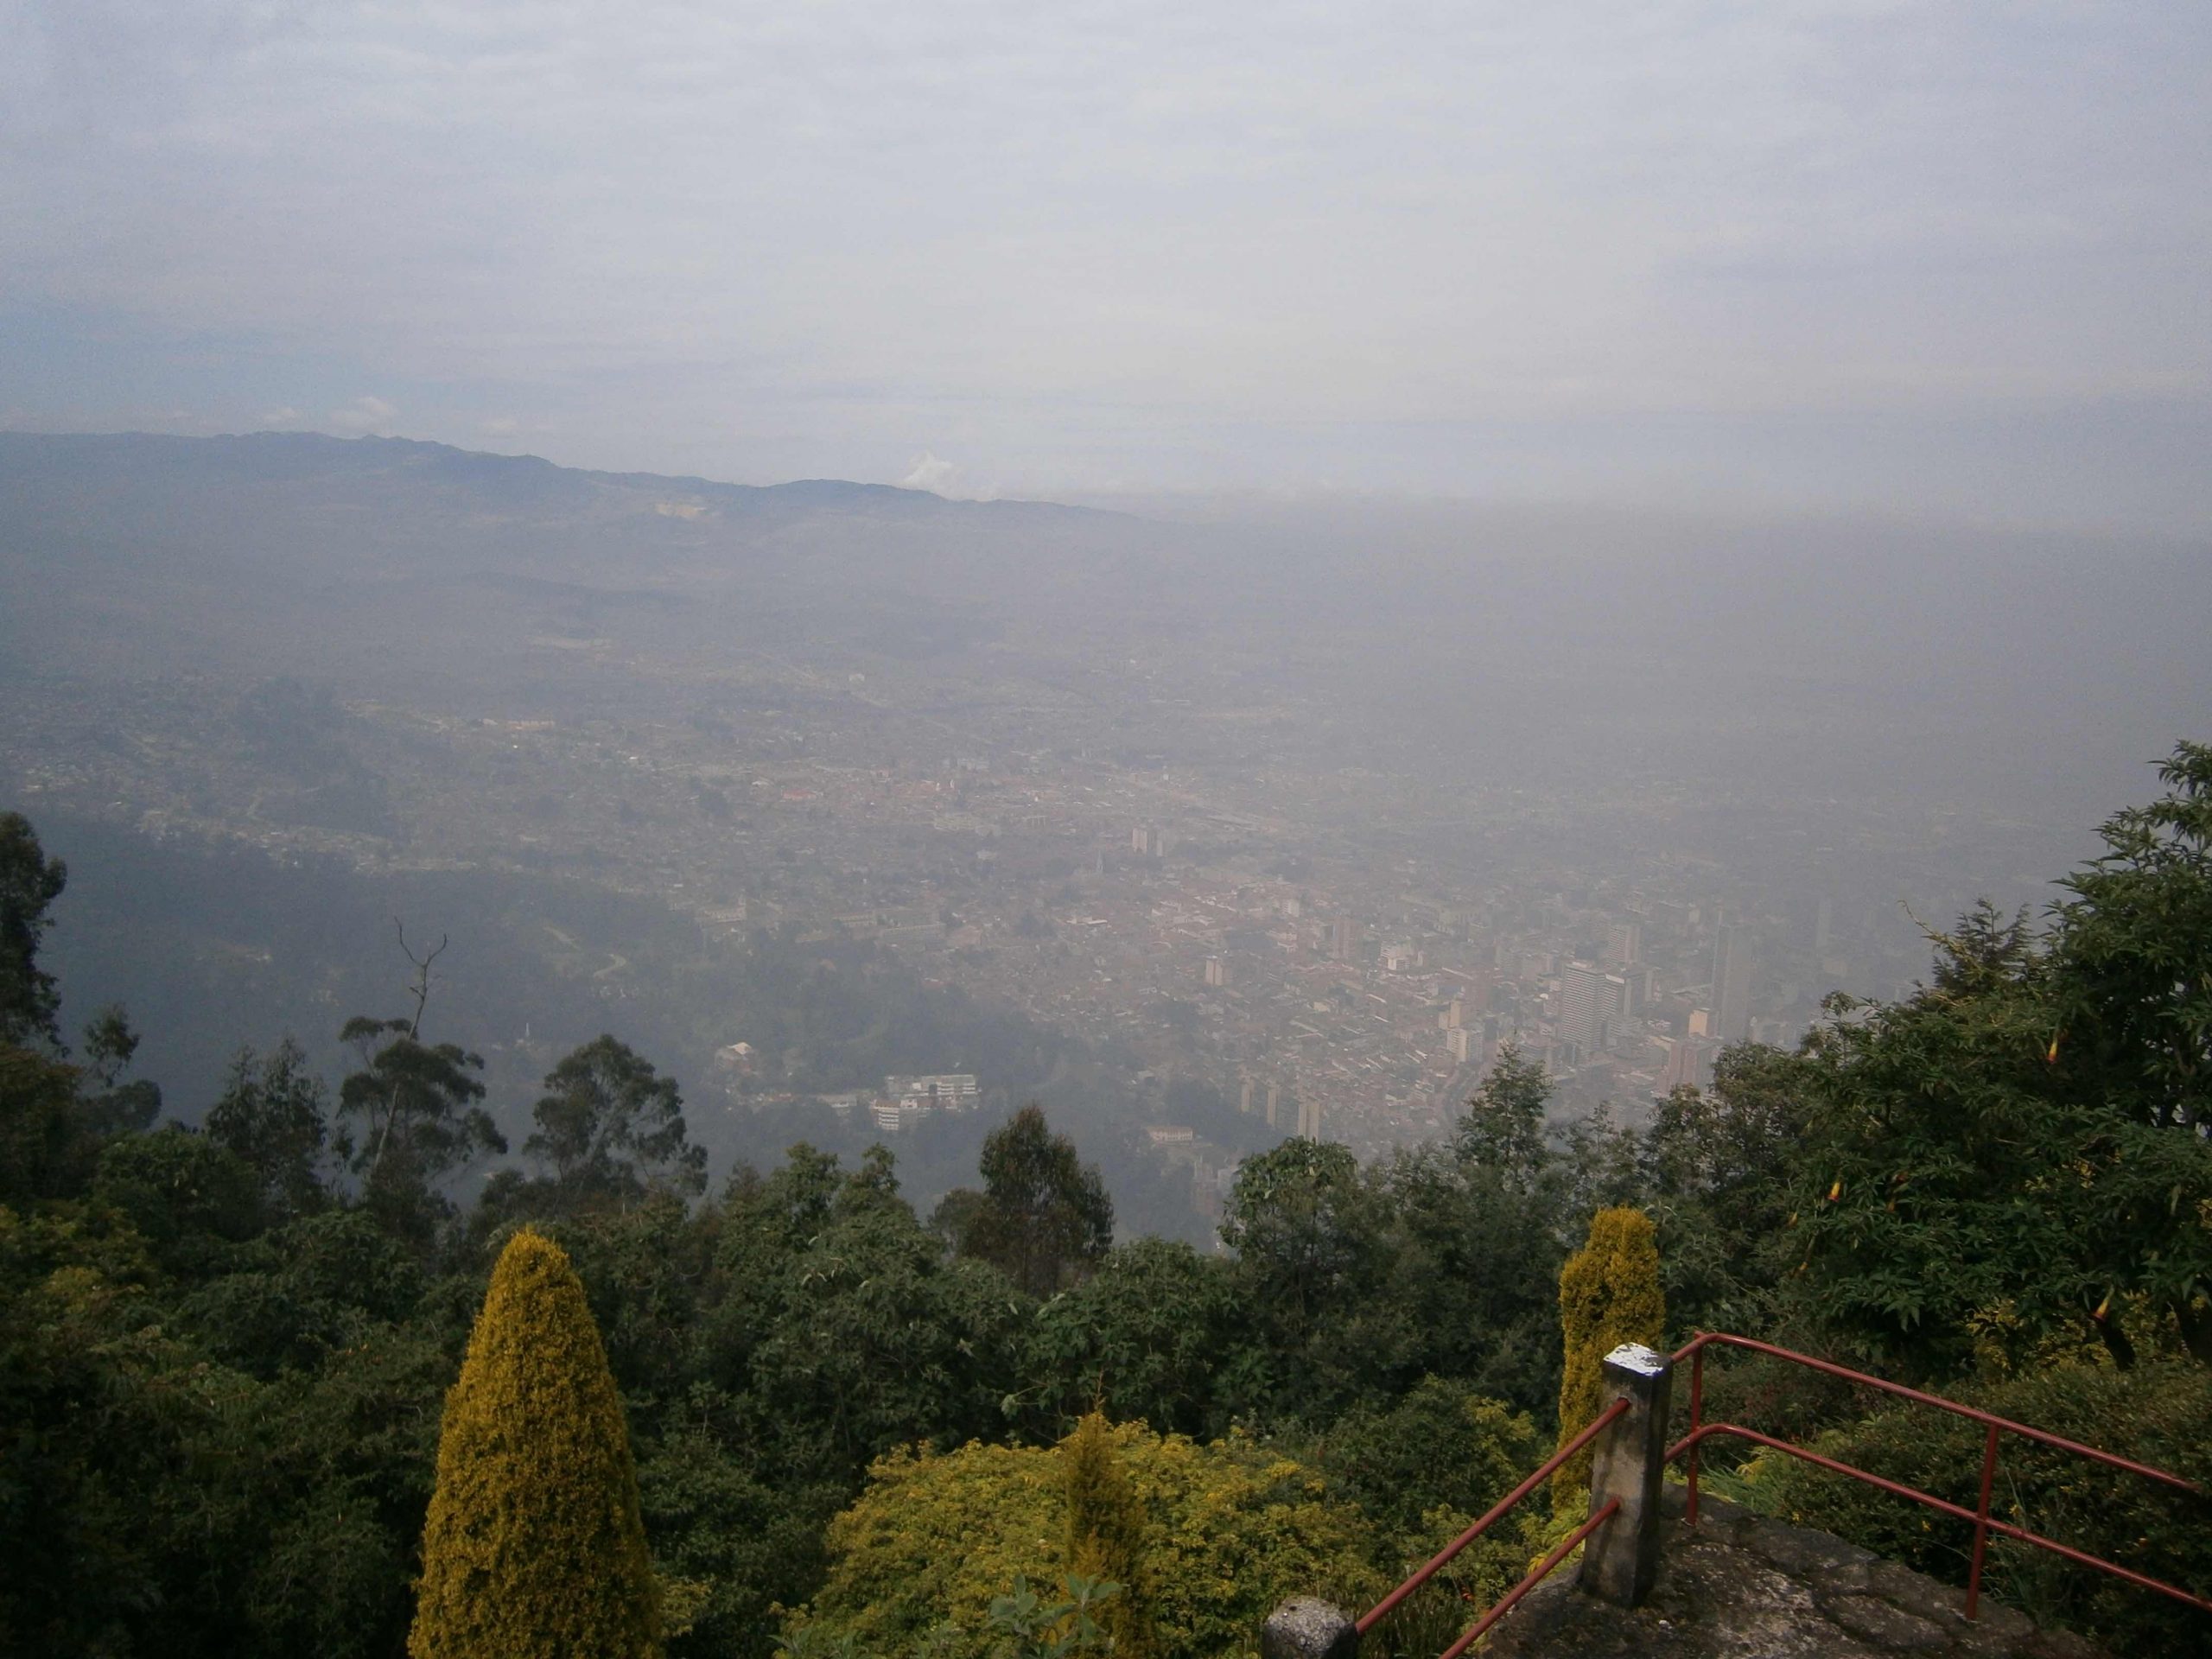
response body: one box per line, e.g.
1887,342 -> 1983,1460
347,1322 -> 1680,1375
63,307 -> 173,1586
1061,1411 -> 1153,1659
410,1228 -> 662,1658
1553,1205 -> 1665,1504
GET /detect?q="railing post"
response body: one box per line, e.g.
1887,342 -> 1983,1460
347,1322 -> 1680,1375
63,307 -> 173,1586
1577,1342 -> 1674,1607
1686,1340 -> 1704,1527
1262,1599 -> 1358,1659
1967,1421 -> 2000,1619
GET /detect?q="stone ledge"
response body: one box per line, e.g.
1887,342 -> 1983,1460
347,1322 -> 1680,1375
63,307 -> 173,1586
1460,1493 -> 2106,1659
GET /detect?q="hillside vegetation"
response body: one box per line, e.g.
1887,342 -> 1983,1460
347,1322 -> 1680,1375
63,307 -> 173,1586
2,744 -> 2209,1657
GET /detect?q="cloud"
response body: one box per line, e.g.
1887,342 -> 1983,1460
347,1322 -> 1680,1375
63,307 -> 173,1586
329,395 -> 397,434
899,451 -> 957,495
258,405 -> 301,425
3,3 -> 2209,526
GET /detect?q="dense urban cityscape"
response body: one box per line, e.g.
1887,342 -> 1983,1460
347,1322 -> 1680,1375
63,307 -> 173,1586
3,472 -> 2092,1230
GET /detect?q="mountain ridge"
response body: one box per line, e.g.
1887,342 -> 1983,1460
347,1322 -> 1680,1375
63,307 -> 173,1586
0,428 -> 1135,525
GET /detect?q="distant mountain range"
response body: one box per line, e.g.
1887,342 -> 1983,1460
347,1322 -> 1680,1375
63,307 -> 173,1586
0,429 -> 1173,702
0,428 -> 1121,526
4,426 -> 2208,831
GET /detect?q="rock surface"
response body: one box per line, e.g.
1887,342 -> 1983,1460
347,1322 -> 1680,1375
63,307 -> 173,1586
1471,1489 -> 2105,1659
1262,1595 -> 1361,1659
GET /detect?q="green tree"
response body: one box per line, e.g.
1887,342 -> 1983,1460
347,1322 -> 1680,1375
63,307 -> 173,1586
2050,740 -> 2212,1138
1647,1042 -> 1809,1337
981,1575 -> 1122,1659
2046,739 -> 2212,1360
1793,823 -> 2212,1376
1220,1138 -> 1370,1331
1322,1376 -> 1544,1552
0,1042 -> 85,1203
75,1004 -> 162,1135
1029,1237 -> 1239,1436
525,1034 -> 706,1209
336,927 -> 502,1244
946,1105 -> 1113,1298
1219,1138 -> 1388,1413
1452,1044 -> 1550,1186
338,1014 -> 500,1245
410,1228 -> 661,1658
1321,1378 -> 1548,1624
1554,1206 -> 1664,1501
0,811 -> 66,1049
206,1038 -> 331,1218
92,1126 -> 264,1276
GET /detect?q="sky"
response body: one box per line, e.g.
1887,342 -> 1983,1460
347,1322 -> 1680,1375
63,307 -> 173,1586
3,2 -> 2209,530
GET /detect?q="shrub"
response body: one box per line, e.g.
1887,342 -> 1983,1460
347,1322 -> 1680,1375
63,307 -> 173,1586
802,1421 -> 1386,1659
1750,1358 -> 2212,1655
1320,1380 -> 1549,1658
1554,1206 -> 1663,1501
1063,1412 -> 1153,1658
1322,1376 -> 1543,1552
408,1228 -> 661,1658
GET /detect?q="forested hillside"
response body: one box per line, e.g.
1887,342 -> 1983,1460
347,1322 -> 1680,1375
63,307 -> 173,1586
24,810 -> 1236,1243
3,745 -> 2209,1658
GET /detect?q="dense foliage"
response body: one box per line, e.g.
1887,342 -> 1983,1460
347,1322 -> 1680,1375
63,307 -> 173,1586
1751,1361 -> 2212,1654
1790,743 -> 2212,1376
799,1422 -> 1387,1659
3,742 -> 2209,1656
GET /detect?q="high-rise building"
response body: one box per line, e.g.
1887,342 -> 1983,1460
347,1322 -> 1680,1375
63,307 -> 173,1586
1558,960 -> 1628,1057
1605,920 -> 1642,969
1296,1096 -> 1321,1139
1712,924 -> 1756,1042
1622,963 -> 1658,1016
1463,966 -> 1495,1015
1265,1083 -> 1281,1128
1329,917 -> 1358,962
1203,957 -> 1227,988
1656,1034 -> 1721,1095
1446,1024 -> 1478,1064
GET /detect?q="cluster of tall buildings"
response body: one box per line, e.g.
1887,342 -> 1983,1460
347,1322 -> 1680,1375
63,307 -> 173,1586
1534,912 -> 1758,1100
1236,1076 -> 1322,1139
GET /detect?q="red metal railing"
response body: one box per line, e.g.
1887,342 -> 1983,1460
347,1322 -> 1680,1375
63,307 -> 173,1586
1357,1396 -> 1626,1655
1356,1333 -> 2210,1659
1669,1332 -> 2212,1622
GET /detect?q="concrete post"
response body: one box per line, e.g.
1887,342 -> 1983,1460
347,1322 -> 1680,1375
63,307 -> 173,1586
1576,1340 -> 1674,1607
1261,1598 -> 1358,1659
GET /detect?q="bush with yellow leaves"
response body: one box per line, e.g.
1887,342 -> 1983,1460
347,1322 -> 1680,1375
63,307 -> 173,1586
408,1228 -> 661,1658
1553,1206 -> 1664,1504
798,1418 -> 1385,1659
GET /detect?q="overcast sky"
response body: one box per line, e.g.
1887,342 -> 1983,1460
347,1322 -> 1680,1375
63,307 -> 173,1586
4,2 -> 2208,529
